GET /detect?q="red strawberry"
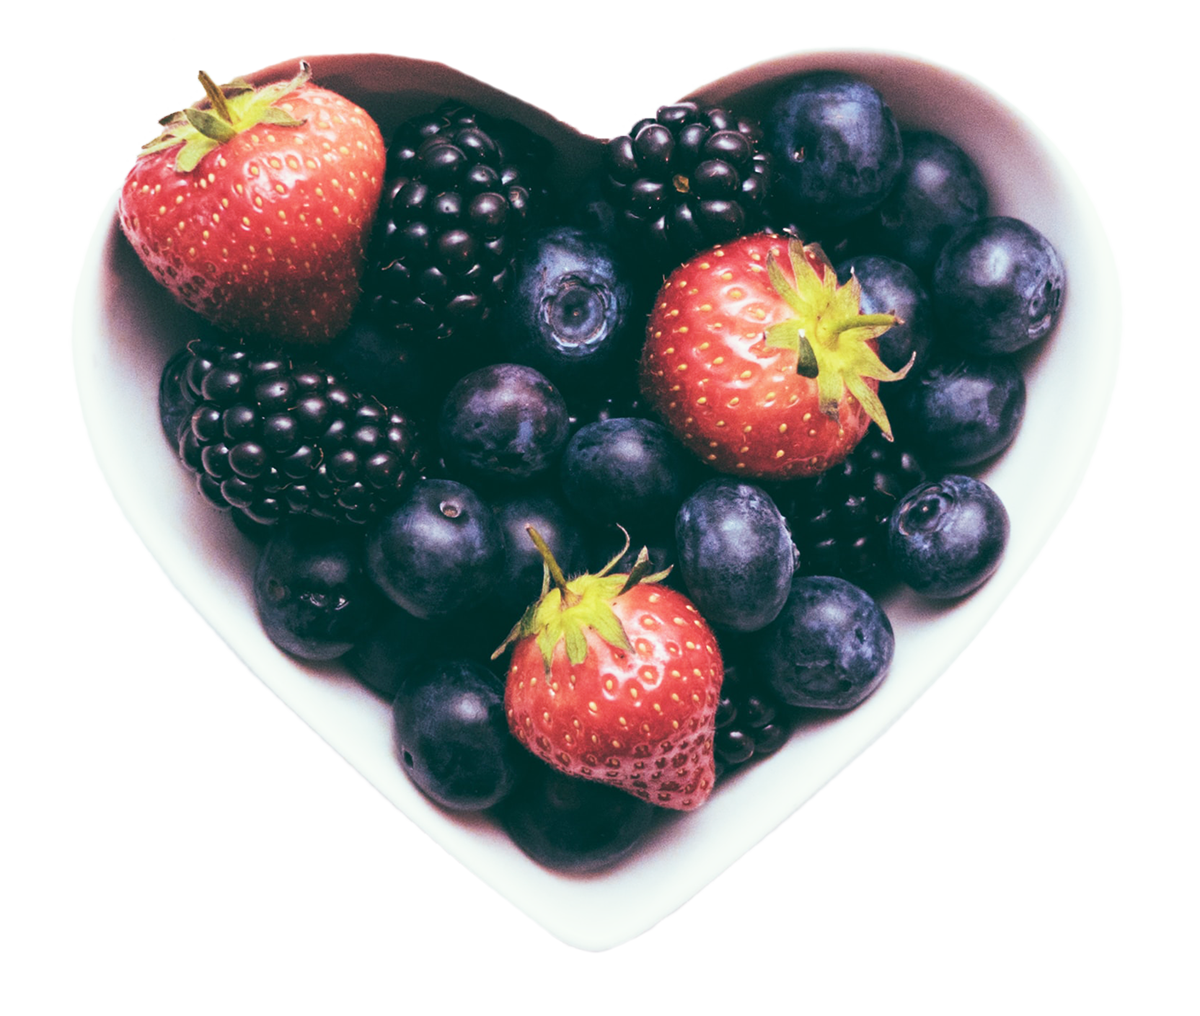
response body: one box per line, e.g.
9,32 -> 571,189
118,63 -> 385,344
497,531 -> 723,812
640,232 -> 910,478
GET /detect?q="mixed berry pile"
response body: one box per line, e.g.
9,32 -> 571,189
125,61 -> 1065,874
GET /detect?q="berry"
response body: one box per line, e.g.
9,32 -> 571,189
363,103 -> 549,345
119,64 -> 385,343
328,315 -> 440,420
498,224 -> 641,398
586,527 -> 679,589
933,216 -> 1066,355
497,764 -> 657,874
173,338 -> 426,527
888,474 -> 1009,598
253,521 -> 385,661
755,575 -> 895,710
499,534 -> 723,811
640,233 -> 910,479
159,347 -> 197,448
438,364 -> 571,486
365,478 -> 505,619
392,658 -> 524,811
712,655 -> 793,778
341,605 -> 441,700
765,72 -> 902,227
491,492 -> 589,615
603,101 -> 771,268
774,426 -> 929,588
868,130 -> 988,278
836,254 -> 935,378
559,417 -> 693,533
674,478 -> 796,633
895,356 -> 1026,468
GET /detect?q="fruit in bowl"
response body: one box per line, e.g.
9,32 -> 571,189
88,45 -> 1094,954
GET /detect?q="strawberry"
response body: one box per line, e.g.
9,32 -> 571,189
118,63 -> 385,344
640,232 -> 911,478
497,531 -> 723,812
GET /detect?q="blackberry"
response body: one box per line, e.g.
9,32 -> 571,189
158,347 -> 197,449
171,339 -> 426,528
773,427 -> 931,589
712,657 -> 793,780
603,102 -> 771,269
362,103 -> 551,345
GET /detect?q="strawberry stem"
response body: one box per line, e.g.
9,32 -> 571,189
526,525 -> 582,607
198,70 -> 233,123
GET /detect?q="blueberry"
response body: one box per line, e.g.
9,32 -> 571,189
766,71 -> 903,225
392,658 -> 524,811
933,216 -> 1066,355
894,356 -> 1026,468
253,521 -> 385,661
675,478 -> 796,633
888,474 -> 1009,598
559,417 -> 693,533
365,479 -> 504,619
587,525 -> 678,587
341,605 -> 440,699
754,575 -> 894,710
497,764 -> 657,874
491,492 -> 589,614
836,254 -> 935,376
498,225 -> 640,396
870,130 -> 988,278
328,314 -> 437,419
438,363 -> 570,486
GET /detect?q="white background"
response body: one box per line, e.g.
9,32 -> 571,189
68,37 -> 1123,954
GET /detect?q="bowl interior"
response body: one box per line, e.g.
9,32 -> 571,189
73,50 -> 1119,951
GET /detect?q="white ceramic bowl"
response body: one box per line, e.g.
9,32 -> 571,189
73,51 -> 1119,951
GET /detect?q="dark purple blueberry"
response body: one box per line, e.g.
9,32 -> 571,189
392,658 -> 524,811
766,71 -> 903,226
888,474 -> 1009,598
586,526 -> 678,588
497,764 -> 657,874
328,314 -> 439,420
341,605 -> 441,700
560,418 -> 693,534
253,522 -> 386,661
498,225 -> 640,397
933,216 -> 1065,355
491,492 -> 589,614
438,364 -> 571,486
836,254 -> 935,377
674,479 -> 796,633
159,348 -> 197,448
894,356 -> 1025,468
754,575 -> 894,710
365,479 -> 504,619
869,130 -> 988,278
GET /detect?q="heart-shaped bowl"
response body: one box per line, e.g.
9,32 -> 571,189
74,50 -> 1118,950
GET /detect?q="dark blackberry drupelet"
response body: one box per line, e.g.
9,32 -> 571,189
173,339 -> 426,528
159,346 -> 198,449
773,427 -> 930,589
603,102 -> 771,269
362,103 -> 552,345
712,657 -> 794,780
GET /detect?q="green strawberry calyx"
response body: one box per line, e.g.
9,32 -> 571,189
763,237 -> 913,439
138,62 -> 312,173
492,527 -> 671,672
